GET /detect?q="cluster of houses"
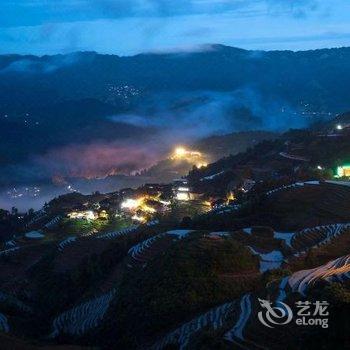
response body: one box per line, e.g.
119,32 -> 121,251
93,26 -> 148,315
63,176 -> 230,224
172,179 -> 204,201
65,183 -> 173,224
67,210 -> 108,221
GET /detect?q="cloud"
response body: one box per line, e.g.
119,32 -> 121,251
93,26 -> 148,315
265,0 -> 320,18
2,88 -> 309,183
0,0 -> 348,55
110,89 -> 309,139
35,88 -> 308,180
0,52 -> 85,73
0,0 -> 329,27
32,141 -> 161,179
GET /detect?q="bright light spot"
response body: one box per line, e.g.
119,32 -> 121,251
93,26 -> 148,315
317,165 -> 323,170
178,186 -> 190,192
170,146 -> 209,168
337,165 -> 350,177
99,210 -> 109,219
68,210 -> 96,220
141,204 -> 156,213
175,147 -> 187,157
132,214 -> 147,223
336,124 -> 343,130
176,192 -> 190,201
121,198 -> 141,210
227,191 -> 235,201
84,211 -> 96,220
172,146 -> 203,159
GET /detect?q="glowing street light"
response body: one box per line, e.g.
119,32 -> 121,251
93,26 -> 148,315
121,198 -> 140,210
132,214 -> 147,223
176,192 -> 190,201
174,147 -> 187,157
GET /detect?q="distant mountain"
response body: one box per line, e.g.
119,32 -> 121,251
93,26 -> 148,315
1,45 -> 350,113
1,45 -> 350,189
0,98 -> 152,166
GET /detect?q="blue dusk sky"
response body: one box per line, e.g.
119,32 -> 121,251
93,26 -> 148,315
1,0 -> 350,55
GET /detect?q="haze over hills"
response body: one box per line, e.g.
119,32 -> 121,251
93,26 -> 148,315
2,45 -> 350,112
1,45 -> 350,209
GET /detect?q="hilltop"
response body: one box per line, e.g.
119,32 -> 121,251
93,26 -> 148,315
2,46 -> 350,113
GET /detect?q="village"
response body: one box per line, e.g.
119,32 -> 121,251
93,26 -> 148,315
0,118 -> 345,246
2,117 -> 350,235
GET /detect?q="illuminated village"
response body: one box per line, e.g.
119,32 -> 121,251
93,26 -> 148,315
63,146 -> 213,229
52,118 -> 350,231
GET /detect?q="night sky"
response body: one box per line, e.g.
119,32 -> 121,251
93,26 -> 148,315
1,0 -> 350,55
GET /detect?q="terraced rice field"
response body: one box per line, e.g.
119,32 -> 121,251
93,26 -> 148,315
0,291 -> 32,313
58,236 -> 77,252
128,233 -> 166,262
279,152 -> 309,161
26,209 -> 46,228
0,313 -> 9,333
266,182 -> 350,226
287,254 -> 350,295
50,289 -> 116,337
145,220 -> 159,227
44,215 -> 61,229
150,251 -> 350,350
266,181 -> 319,196
221,255 -> 350,347
4,240 -> 16,248
211,205 -> 240,215
273,232 -> 295,247
152,301 -> 235,350
224,293 -> 251,342
152,293 -> 258,350
276,277 -> 289,302
248,247 -> 284,272
128,230 -> 194,267
95,225 -> 139,240
291,223 -> 350,254
236,222 -> 349,260
316,182 -> 350,217
0,247 -> 20,257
